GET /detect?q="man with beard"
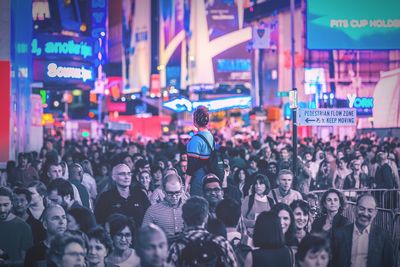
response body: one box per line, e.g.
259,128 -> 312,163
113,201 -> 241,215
24,205 -> 67,267
0,187 -> 33,266
13,153 -> 39,187
13,187 -> 46,245
331,194 -> 394,267
142,173 -> 184,242
202,174 -> 224,219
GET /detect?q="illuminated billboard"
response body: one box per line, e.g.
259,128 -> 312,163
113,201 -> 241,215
307,0 -> 400,49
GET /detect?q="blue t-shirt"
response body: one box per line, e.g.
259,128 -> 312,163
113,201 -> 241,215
187,130 -> 214,160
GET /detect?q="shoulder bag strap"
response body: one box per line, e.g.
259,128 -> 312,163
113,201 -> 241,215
271,189 -> 279,203
196,133 -> 214,151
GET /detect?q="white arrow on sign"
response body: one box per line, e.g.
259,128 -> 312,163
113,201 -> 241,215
297,108 -> 357,126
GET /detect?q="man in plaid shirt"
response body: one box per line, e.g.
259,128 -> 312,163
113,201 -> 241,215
167,196 -> 237,267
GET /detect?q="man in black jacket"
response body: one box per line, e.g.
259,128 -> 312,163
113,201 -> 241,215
330,193 -> 394,267
94,163 -> 150,227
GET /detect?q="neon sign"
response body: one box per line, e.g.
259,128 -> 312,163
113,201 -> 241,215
347,94 -> 373,116
33,60 -> 95,87
47,63 -> 93,82
163,96 -> 252,112
31,34 -> 96,60
347,94 -> 374,109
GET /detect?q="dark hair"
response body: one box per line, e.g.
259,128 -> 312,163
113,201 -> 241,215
296,234 -> 330,263
0,186 -> 13,201
27,181 -> 47,197
87,226 -> 113,254
182,196 -> 209,227
290,200 -> 310,215
253,211 -> 285,249
68,207 -> 97,234
320,188 -> 346,214
250,174 -> 271,195
216,198 -> 241,228
207,218 -> 227,238
151,165 -> 163,175
271,203 -> 296,245
48,232 -> 88,263
193,106 -> 209,127
13,187 -> 32,203
135,159 -> 149,171
47,178 -> 74,200
108,214 -> 136,240
233,168 -> 249,185
245,174 -> 272,218
290,200 -> 310,230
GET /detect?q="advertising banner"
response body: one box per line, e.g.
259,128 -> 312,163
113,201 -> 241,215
160,0 -> 185,88
205,0 -> 252,83
307,0 -> 400,49
33,60 -> 95,87
122,0 -> 151,93
31,34 -> 98,61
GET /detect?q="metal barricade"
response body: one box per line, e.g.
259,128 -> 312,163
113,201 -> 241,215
393,213 -> 400,267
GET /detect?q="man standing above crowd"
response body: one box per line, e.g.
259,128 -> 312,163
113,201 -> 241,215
0,187 -> 33,266
142,173 -> 184,242
95,163 -> 150,227
331,193 -> 394,267
269,169 -> 302,205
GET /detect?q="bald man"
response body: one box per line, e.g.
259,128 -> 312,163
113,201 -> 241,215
94,164 -> 150,226
136,224 -> 172,267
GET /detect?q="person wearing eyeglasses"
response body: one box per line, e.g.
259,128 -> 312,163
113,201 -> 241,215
202,174 -> 225,220
95,164 -> 150,227
142,173 -> 184,243
105,215 -> 140,267
47,232 -> 87,267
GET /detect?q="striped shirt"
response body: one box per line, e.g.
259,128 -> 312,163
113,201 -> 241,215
168,226 -> 238,267
142,200 -> 184,240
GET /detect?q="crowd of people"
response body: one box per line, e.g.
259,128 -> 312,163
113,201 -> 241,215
0,105 -> 399,267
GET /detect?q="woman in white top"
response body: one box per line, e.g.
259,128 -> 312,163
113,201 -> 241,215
106,215 -> 140,267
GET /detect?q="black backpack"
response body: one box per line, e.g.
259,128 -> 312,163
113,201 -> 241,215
196,134 -> 225,181
180,236 -> 226,267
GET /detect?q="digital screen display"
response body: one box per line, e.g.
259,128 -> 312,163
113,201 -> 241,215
307,0 -> 400,49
